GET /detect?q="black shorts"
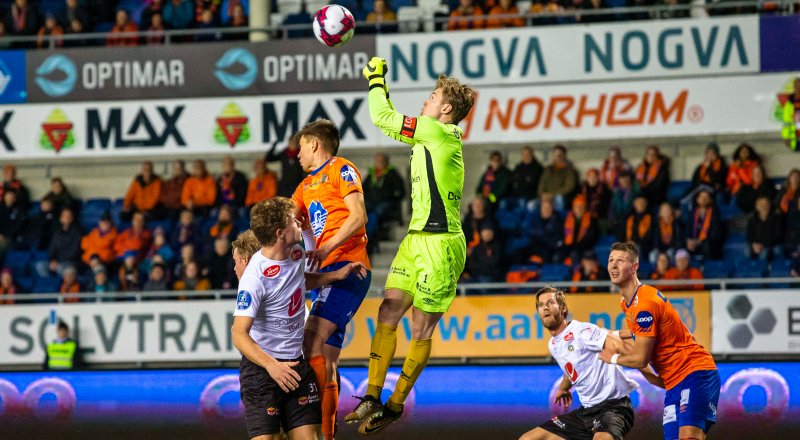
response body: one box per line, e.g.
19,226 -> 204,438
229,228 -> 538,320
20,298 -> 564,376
239,356 -> 322,438
539,396 -> 634,440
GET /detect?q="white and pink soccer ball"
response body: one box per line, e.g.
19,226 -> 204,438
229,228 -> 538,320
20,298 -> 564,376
313,5 -> 356,47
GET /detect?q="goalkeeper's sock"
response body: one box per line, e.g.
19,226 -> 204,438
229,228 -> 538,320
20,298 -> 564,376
321,381 -> 338,440
366,322 -> 397,400
387,338 -> 432,412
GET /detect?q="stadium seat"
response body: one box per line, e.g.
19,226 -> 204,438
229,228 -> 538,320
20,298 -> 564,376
16,276 -> 34,294
638,261 -> 654,278
667,181 -> 691,205
732,259 -> 768,289
32,276 -> 61,294
768,259 -> 793,288
81,198 -> 113,231
539,264 -> 571,282
702,260 -> 732,279
307,0 -> 330,14
3,250 -> 31,278
396,6 -> 421,33
110,198 -> 124,226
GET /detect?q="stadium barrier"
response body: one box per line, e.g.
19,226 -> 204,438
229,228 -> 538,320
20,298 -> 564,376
8,280 -> 800,367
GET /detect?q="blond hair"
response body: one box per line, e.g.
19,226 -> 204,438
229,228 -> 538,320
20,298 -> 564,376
232,229 -> 260,259
535,286 -> 569,320
436,74 -> 476,125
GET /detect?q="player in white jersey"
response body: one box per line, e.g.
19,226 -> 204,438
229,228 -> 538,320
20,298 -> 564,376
232,198 -> 367,440
520,287 -> 663,440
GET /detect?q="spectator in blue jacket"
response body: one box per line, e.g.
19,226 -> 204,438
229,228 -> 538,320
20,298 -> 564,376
163,0 -> 195,29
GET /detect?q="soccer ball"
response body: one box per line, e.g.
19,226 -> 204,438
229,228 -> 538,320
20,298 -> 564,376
312,5 -> 355,47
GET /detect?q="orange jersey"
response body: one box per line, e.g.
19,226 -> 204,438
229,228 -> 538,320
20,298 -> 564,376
293,157 -> 370,270
622,283 -> 716,390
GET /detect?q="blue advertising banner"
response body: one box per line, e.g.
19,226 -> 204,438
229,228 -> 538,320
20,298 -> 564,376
0,50 -> 27,104
1,363 -> 797,439
759,15 -> 800,73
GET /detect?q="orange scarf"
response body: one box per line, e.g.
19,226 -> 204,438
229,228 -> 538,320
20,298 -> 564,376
601,162 -> 618,189
564,212 -> 591,246
693,207 -> 713,241
626,213 -> 651,241
636,159 -> 662,186
780,187 -> 797,214
659,219 -> 673,245
698,159 -> 722,185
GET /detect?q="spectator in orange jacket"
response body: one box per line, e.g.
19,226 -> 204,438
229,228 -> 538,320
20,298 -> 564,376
663,249 -> 704,291
173,261 -> 211,296
486,0 -> 524,28
208,204 -> 235,242
81,214 -> 118,265
37,14 -> 63,48
245,158 -> 278,208
106,9 -> 139,47
181,159 -> 216,216
113,212 -> 152,260
122,161 -> 162,221
217,155 -> 248,209
159,160 -> 188,220
726,143 -> 761,196
448,0 -> 484,30
561,195 -> 599,265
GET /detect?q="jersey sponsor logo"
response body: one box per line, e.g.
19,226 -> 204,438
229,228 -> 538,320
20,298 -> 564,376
340,164 -> 358,184
297,396 -> 309,406
565,361 -> 578,382
680,388 -> 690,408
291,249 -> 303,261
263,265 -> 281,278
288,288 -> 304,317
400,115 -> 417,138
266,407 -> 279,416
636,311 -> 655,331
236,290 -> 252,310
551,417 -> 566,430
663,404 -> 677,424
309,200 -> 328,238
564,332 -> 574,342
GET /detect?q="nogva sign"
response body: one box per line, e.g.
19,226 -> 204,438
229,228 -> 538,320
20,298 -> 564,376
26,37 -> 375,102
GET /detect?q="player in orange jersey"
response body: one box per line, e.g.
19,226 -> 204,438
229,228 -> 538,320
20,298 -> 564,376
291,120 -> 371,440
600,241 -> 719,440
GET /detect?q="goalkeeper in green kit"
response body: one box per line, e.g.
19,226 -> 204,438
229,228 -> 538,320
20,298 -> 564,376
345,57 -> 476,435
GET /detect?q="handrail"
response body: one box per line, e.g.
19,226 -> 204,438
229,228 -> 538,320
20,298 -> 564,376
3,276 -> 795,304
4,0 -> 792,49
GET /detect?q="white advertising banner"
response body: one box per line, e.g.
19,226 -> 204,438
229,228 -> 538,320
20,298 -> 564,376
0,72 -> 793,158
376,15 -> 760,90
0,301 -> 241,364
712,289 -> 800,354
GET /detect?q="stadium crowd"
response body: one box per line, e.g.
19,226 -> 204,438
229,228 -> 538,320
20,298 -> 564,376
0,0 -> 781,48
1,142 -> 799,303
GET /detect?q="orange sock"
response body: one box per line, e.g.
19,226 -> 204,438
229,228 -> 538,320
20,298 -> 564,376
309,355 -> 327,392
322,381 -> 339,440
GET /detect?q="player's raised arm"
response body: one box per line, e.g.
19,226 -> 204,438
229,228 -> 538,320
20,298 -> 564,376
363,56 -> 448,147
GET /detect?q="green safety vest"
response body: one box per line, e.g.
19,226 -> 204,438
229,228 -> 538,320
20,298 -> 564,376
47,340 -> 77,369
782,100 -> 798,152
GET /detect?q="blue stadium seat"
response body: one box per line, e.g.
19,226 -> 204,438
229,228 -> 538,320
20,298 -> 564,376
33,276 -> 61,294
667,181 -> 691,205
495,208 -> 521,233
505,236 -> 532,257
81,198 -> 112,231
3,250 -> 31,278
16,276 -> 34,294
769,259 -> 793,288
702,260 -> 732,279
637,261 -> 654,278
110,198 -> 125,226
732,259 -> 768,289
539,264 -> 571,282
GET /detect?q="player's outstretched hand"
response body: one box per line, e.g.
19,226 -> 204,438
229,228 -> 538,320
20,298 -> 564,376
337,262 -> 368,280
553,388 -> 572,409
266,360 -> 302,393
306,246 -> 331,272
362,56 -> 387,80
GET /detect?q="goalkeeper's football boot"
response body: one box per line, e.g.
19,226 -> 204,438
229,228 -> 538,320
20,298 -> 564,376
344,395 -> 380,424
358,404 -> 403,436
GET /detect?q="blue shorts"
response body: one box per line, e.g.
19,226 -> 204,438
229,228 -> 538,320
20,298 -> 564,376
310,261 -> 371,349
663,369 -> 720,440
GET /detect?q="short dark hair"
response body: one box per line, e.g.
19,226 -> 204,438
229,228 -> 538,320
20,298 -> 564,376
57,320 -> 69,332
298,119 -> 340,156
535,286 -> 569,320
611,241 -> 639,263
250,197 -> 294,246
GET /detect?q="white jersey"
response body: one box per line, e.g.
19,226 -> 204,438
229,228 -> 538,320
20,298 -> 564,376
233,245 -> 308,360
548,320 -> 638,408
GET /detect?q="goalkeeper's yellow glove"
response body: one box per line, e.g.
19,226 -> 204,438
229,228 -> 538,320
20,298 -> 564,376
362,56 -> 388,93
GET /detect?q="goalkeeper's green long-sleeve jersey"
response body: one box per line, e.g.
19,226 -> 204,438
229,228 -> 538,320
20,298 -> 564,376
367,87 -> 464,234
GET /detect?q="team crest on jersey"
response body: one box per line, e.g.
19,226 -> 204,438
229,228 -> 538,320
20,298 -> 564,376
309,200 -> 328,238
288,288 -> 304,317
564,332 -> 574,342
263,265 -> 281,278
291,249 -> 303,261
340,164 -> 358,185
236,290 -> 252,310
